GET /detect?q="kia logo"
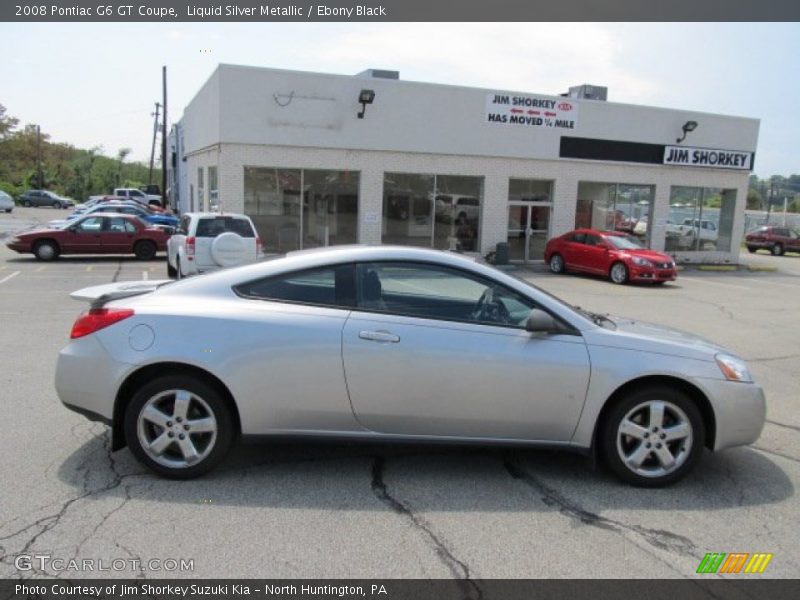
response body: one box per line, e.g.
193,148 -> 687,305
557,102 -> 573,111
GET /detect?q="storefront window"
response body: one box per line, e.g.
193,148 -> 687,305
575,182 -> 654,246
383,173 -> 483,251
197,167 -> 205,212
667,187 -> 736,252
244,167 -> 359,253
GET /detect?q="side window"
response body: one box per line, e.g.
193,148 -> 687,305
569,233 -> 586,244
77,217 -> 104,232
107,217 -> 128,232
179,216 -> 191,234
356,262 -> 536,328
584,234 -> 602,246
234,265 -> 355,308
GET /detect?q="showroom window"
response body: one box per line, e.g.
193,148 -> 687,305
197,167 -> 205,212
575,182 -> 655,246
667,187 -> 736,252
244,168 -> 359,253
382,173 -> 483,251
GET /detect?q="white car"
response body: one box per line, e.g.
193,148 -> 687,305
666,219 -> 719,250
55,246 -> 765,484
167,212 -> 262,279
113,188 -> 162,207
0,190 -> 14,213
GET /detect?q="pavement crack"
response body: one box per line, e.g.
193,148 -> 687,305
764,419 -> 800,433
370,457 -> 482,600
111,260 -> 123,282
747,353 -> 800,363
752,445 -> 800,464
502,458 -> 698,557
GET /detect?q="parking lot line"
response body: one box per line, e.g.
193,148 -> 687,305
0,271 -> 20,285
35,265 -> 46,272
85,265 -> 93,272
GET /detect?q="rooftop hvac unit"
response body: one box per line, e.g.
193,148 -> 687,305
567,84 -> 608,101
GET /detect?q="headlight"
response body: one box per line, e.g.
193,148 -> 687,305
631,256 -> 652,267
715,353 -> 753,383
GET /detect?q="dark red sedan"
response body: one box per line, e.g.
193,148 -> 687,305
544,229 -> 677,285
6,213 -> 170,261
745,226 -> 800,256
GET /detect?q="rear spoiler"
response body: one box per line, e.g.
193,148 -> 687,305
70,280 -> 172,307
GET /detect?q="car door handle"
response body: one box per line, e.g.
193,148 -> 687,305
359,330 -> 400,343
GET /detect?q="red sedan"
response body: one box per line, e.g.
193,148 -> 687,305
6,213 -> 171,261
544,229 -> 677,285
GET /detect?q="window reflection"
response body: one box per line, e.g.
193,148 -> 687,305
575,182 -> 654,247
667,187 -> 736,252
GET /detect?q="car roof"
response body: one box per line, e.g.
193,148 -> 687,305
185,212 -> 250,219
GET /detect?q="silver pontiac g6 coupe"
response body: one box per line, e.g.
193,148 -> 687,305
55,246 -> 765,486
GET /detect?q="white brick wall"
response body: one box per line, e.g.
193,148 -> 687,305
185,142 -> 749,263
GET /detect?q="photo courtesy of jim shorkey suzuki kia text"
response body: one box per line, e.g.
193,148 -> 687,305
15,584 -> 387,597
186,5 -> 388,18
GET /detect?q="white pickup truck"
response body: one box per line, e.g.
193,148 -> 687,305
666,218 -> 719,250
89,188 -> 161,207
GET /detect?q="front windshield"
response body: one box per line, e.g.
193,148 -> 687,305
606,235 -> 644,250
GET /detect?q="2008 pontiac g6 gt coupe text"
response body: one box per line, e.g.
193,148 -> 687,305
55,246 -> 765,486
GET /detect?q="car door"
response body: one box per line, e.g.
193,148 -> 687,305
341,261 -> 591,441
560,233 -> 586,270
581,234 -> 610,274
787,230 -> 800,252
102,216 -> 137,253
62,216 -> 104,253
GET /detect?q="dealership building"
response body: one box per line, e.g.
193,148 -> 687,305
168,64 -> 759,263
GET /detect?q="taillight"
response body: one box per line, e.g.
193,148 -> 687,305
186,236 -> 195,258
70,308 -> 134,339
256,236 -> 263,257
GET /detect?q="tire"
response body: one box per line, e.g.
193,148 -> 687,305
549,253 -> 565,274
747,246 -> 756,253
167,261 -> 177,278
609,262 -> 629,284
600,386 -> 705,487
772,243 -> 784,256
33,240 -> 59,261
176,258 -> 183,280
124,374 -> 235,479
4,209 -> 11,214
23,200 -> 32,208
52,201 -> 61,209
134,240 -> 157,260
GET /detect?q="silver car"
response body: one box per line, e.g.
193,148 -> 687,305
55,246 -> 765,486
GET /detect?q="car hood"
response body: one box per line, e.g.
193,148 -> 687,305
584,314 -> 730,361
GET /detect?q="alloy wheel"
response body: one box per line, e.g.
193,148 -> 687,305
610,263 -> 628,284
549,254 -> 564,273
616,400 -> 693,478
136,389 -> 218,469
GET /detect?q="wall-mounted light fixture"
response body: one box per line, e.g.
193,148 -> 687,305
357,89 -> 376,119
676,120 -> 698,144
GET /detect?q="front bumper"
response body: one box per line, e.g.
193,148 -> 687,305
5,241 -> 27,253
701,378 -> 766,451
629,265 -> 677,282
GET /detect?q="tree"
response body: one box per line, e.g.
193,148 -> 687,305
746,189 -> 763,210
116,147 -> 132,186
0,104 -> 19,139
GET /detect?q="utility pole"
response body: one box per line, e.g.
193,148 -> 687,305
766,179 -> 774,224
161,66 -> 168,208
149,102 -> 161,185
36,125 -> 42,189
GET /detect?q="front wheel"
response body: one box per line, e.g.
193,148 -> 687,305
34,240 -> 59,261
609,262 -> 629,284
600,386 -> 704,487
747,246 -> 756,253
772,243 -> 784,256
124,375 -> 235,478
134,240 -> 156,260
549,253 -> 565,274
52,201 -> 61,209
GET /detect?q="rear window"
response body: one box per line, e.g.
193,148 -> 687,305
195,217 -> 255,238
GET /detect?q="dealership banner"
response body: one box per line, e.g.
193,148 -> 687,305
2,0 -> 800,21
485,93 -> 579,130
663,145 -> 754,170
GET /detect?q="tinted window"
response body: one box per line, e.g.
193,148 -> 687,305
774,228 -> 790,237
356,262 -> 536,328
568,233 -> 586,243
584,234 -> 602,246
234,265 -> 355,308
195,217 -> 255,238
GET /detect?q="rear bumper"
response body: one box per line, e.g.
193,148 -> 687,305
702,378 -> 766,451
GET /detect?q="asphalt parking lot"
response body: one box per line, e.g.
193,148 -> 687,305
0,206 -> 798,580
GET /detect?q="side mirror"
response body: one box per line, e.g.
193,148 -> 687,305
525,309 -> 561,334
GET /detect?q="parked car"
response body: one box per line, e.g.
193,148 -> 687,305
19,190 -> 75,209
167,212 -> 262,279
545,229 -> 677,285
55,245 -> 765,485
666,219 -> 718,250
6,213 -> 170,260
49,202 -> 179,229
0,190 -> 14,213
745,226 -> 800,256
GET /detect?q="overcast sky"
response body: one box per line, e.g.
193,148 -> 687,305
1,22 -> 798,177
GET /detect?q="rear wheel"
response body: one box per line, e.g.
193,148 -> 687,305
600,386 -> 704,487
549,253 -> 565,274
124,375 -> 235,478
176,257 -> 184,280
609,262 -> 628,284
747,246 -> 756,253
772,243 -> 784,256
134,240 -> 156,260
23,200 -> 32,208
167,261 -> 177,278
33,240 -> 59,261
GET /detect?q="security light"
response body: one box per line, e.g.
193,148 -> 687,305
676,120 -> 698,143
357,89 -> 376,119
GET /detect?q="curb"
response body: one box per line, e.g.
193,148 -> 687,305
746,265 -> 779,272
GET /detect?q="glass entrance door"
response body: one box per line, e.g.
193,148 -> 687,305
507,203 -> 551,262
